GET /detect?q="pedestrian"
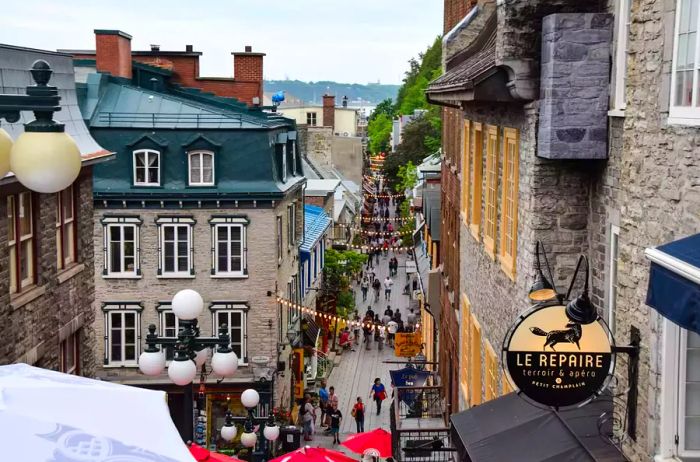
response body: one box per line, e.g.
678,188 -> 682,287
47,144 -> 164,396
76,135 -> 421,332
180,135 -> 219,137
383,240 -> 389,257
366,306 -> 375,319
372,278 -> 381,301
407,308 -> 417,332
302,396 -> 314,441
387,318 -> 398,347
384,276 -> 394,301
384,305 -> 393,319
366,251 -> 374,269
318,379 -> 329,427
370,271 -> 376,284
324,386 -> 339,428
352,397 -> 366,433
329,402 -> 343,444
374,249 -> 380,264
383,208 -> 389,219
353,314 -> 361,345
370,378 -> 387,416
361,277 -> 369,302
363,315 -> 373,350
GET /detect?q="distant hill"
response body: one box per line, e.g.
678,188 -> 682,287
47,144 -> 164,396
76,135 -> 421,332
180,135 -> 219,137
264,80 -> 399,106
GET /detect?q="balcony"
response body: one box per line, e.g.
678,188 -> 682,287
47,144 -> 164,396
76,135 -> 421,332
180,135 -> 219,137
390,386 -> 456,462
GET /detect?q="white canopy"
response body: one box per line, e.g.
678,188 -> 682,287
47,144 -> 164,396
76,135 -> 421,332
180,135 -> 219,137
0,363 -> 195,461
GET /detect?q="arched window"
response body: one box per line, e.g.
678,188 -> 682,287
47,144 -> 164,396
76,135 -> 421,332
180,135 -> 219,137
188,151 -> 215,186
133,149 -> 160,186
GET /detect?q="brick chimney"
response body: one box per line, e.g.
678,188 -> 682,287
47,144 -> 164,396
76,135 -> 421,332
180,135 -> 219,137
232,45 -> 265,102
323,94 -> 335,131
94,29 -> 133,79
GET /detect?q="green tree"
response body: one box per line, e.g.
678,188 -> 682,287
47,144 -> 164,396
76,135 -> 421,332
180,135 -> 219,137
384,116 -> 440,185
367,112 -> 393,154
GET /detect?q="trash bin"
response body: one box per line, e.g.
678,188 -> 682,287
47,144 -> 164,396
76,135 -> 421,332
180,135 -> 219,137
279,425 -> 302,453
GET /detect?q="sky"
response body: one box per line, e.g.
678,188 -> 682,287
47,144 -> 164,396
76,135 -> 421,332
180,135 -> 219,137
0,0 -> 443,85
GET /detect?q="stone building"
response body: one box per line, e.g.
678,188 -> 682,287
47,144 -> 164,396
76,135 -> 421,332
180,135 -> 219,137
0,45 -> 112,375
73,30 -> 305,448
428,0 -> 700,460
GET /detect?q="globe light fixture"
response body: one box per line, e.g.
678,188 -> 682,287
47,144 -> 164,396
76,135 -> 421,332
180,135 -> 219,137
211,349 -> 239,377
138,346 -> 165,376
0,60 -> 82,193
241,389 -> 260,409
240,430 -> 258,448
167,353 -> 197,386
194,347 -> 210,368
221,410 -> 238,442
263,418 -> 280,441
172,289 -> 204,320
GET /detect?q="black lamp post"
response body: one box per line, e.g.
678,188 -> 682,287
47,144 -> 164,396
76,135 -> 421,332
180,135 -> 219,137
220,389 -> 280,462
138,289 -> 241,442
0,60 -> 83,193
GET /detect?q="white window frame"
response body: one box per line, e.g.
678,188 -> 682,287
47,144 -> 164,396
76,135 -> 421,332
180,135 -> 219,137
156,217 -> 195,278
56,186 -> 76,269
607,225 -> 620,337
133,149 -> 161,186
210,217 -> 248,278
158,306 -> 180,362
188,150 -> 215,186
281,143 -> 288,183
291,141 -> 297,176
287,203 -> 296,250
102,217 -> 142,278
306,112 -> 317,126
669,0 -> 700,124
103,305 -> 141,367
212,305 -> 247,365
610,0 -> 631,115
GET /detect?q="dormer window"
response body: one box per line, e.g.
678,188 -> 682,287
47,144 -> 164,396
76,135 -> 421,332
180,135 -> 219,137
188,150 -> 215,186
133,149 -> 160,186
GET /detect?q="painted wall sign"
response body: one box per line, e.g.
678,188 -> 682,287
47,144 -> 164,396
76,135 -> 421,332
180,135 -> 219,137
502,304 -> 614,408
395,331 -> 422,357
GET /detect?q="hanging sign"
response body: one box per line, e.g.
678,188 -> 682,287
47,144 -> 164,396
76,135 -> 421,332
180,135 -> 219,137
395,332 -> 422,357
390,367 -> 431,407
502,304 -> 614,408
292,348 -> 305,399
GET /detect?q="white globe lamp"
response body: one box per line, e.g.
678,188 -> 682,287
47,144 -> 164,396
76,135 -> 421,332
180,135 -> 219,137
211,350 -> 238,377
241,389 -> 260,409
167,358 -> 197,386
241,431 -> 257,448
263,423 -> 280,441
194,347 -> 210,368
138,350 -> 165,376
171,289 -> 204,321
10,131 -> 81,193
221,424 -> 237,442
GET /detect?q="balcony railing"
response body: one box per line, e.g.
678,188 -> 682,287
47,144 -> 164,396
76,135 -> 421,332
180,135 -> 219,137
390,386 -> 456,462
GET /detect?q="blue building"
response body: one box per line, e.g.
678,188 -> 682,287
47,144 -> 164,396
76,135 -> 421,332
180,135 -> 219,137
299,205 -> 331,300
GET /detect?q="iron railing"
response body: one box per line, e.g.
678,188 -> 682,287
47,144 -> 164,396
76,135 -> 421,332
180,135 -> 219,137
97,112 -> 245,128
395,386 -> 446,421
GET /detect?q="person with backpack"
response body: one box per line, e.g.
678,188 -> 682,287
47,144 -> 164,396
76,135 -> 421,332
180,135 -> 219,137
352,397 -> 366,433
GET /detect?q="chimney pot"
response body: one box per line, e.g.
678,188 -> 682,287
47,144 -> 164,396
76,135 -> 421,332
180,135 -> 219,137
185,44 -> 193,52
150,44 -> 160,51
245,45 -> 252,53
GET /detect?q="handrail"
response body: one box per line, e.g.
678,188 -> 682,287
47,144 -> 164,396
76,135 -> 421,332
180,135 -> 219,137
96,112 -> 245,128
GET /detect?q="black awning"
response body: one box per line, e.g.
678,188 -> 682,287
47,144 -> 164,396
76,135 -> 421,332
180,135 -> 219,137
301,315 -> 320,347
451,393 -> 628,462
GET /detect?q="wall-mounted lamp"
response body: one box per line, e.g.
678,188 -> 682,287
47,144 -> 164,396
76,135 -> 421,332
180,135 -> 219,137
528,241 -> 559,302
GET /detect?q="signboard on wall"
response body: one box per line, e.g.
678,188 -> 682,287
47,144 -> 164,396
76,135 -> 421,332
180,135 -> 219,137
503,304 -> 614,408
292,348 -> 305,399
395,331 -> 422,357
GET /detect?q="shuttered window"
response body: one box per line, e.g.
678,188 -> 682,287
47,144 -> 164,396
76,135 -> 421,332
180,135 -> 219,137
499,128 -> 519,280
484,125 -> 499,258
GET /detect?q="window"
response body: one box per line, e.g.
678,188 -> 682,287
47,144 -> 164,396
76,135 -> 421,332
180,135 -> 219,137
281,143 -> 288,183
461,120 -> 471,224
159,308 -> 180,361
670,0 -> 700,123
277,216 -> 283,264
470,122 -> 483,240
188,151 -> 214,186
8,192 -> 35,293
102,217 -> 141,277
611,0 -> 631,112
157,217 -> 194,277
133,149 -> 160,186
607,225 -> 620,336
484,125 -> 499,258
287,203 -> 297,249
459,294 -> 471,407
211,217 -> 247,277
306,112 -> 317,126
60,330 -> 80,375
499,128 -> 519,280
56,186 -> 76,269
469,313 -> 482,406
104,306 -> 140,366
484,342 -> 498,402
291,141 -> 297,176
680,329 -> 700,455
213,306 -> 247,364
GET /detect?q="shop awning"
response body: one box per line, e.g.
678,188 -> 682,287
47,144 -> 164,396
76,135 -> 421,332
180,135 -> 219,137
451,393 -> 628,462
301,315 -> 321,347
645,233 -> 700,335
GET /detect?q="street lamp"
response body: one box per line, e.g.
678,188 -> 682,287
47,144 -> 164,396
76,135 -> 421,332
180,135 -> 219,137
138,289 -> 240,441
0,60 -> 82,193
220,388 -> 280,461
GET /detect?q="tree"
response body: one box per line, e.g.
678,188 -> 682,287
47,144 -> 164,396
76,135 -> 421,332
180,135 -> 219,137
384,116 -> 440,185
367,112 -> 393,154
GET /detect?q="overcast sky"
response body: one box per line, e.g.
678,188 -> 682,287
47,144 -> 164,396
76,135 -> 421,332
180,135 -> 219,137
0,0 -> 442,85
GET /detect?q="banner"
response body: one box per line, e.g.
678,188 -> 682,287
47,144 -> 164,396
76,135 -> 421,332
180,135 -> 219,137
390,367 -> 431,408
394,331 -> 422,357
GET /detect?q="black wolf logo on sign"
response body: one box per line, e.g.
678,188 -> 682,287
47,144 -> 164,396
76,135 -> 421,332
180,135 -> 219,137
529,321 -> 583,351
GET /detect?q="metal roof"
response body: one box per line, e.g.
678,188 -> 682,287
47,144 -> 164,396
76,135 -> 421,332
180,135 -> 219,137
305,179 -> 341,196
300,204 -> 331,253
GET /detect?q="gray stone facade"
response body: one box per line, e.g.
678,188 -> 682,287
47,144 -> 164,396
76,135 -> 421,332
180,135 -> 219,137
0,172 -> 98,377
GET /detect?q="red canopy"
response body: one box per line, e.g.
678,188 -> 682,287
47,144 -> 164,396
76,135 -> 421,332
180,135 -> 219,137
268,446 -> 358,462
189,443 -> 244,462
341,428 -> 392,458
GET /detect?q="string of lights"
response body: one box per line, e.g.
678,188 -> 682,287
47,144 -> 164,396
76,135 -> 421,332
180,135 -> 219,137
365,192 -> 405,199
355,228 -> 412,236
347,243 -> 412,251
361,215 -> 414,223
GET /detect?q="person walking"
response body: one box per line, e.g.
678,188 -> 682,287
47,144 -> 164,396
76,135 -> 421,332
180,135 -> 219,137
329,402 -> 343,444
370,378 -> 387,416
407,308 -> 417,332
318,380 -> 329,427
387,318 -> 398,348
353,314 -> 361,345
352,397 -> 366,433
372,278 -> 381,301
384,276 -> 394,301
361,277 -> 369,302
302,396 -> 314,441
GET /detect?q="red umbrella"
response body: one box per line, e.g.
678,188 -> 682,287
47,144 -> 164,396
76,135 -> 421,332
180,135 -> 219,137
189,443 -> 245,462
341,428 -> 392,458
269,446 -> 358,462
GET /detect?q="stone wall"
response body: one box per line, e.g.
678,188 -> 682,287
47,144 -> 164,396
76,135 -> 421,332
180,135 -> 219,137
330,136 -> 363,185
300,126 -> 333,172
0,171 -> 97,377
